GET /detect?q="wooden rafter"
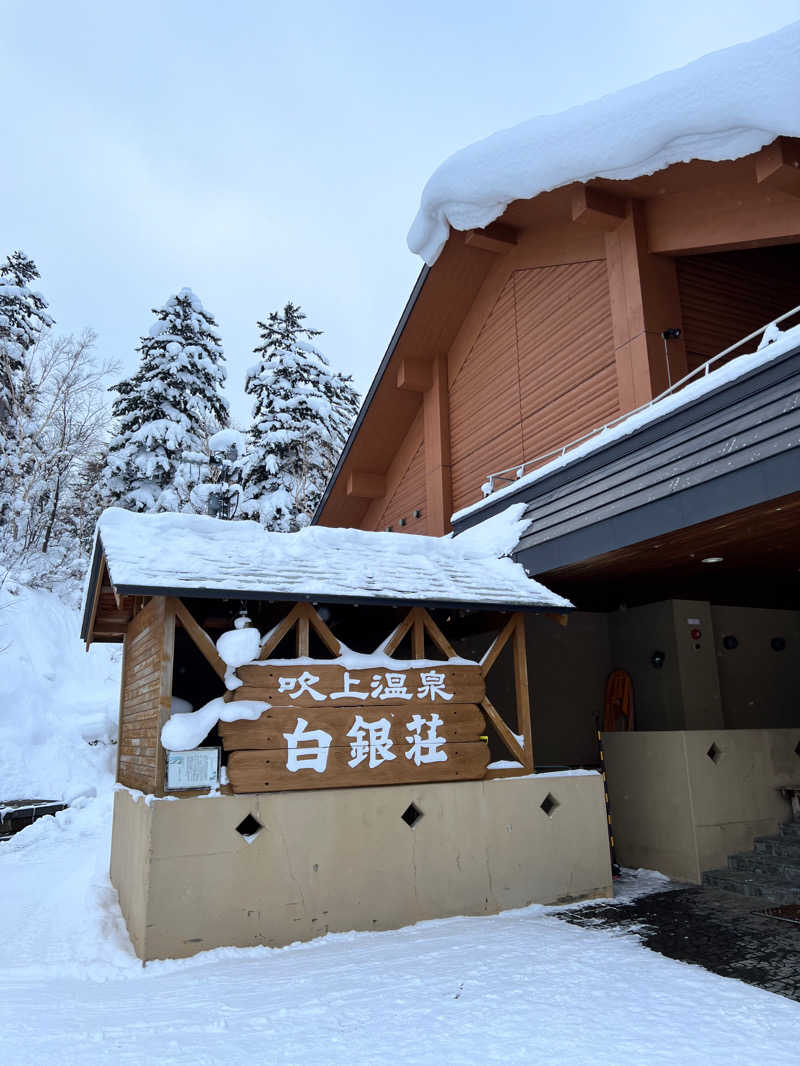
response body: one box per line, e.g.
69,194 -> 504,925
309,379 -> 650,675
258,601 -> 342,661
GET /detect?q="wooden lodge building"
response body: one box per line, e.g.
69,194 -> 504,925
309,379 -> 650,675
314,33 -> 800,886
85,28 -> 800,959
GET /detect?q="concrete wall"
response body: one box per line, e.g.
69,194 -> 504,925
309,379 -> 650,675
603,728 -> 800,882
712,606 -> 800,729
111,774 -> 613,961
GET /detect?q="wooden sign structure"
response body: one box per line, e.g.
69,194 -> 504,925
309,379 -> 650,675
222,605 -> 492,794
130,599 -> 536,797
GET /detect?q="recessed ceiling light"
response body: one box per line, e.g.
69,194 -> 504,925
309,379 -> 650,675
701,556 -> 724,564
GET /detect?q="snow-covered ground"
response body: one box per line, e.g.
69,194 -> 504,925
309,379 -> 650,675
1,577 -> 799,1065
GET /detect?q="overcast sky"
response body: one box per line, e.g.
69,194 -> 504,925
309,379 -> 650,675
2,1 -> 798,424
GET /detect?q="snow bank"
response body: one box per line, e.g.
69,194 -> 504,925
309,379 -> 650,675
408,21 -> 800,264
92,504 -> 571,611
0,578 -> 120,801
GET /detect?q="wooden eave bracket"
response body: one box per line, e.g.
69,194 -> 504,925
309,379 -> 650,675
395,358 -> 433,393
172,598 -> 227,681
464,221 -> 520,254
571,185 -> 627,230
755,137 -> 800,197
346,470 -> 386,499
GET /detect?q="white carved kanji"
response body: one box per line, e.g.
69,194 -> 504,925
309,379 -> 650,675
370,671 -> 413,701
283,717 -> 332,773
278,670 -> 326,702
346,715 -> 396,768
330,670 -> 368,701
405,712 -> 448,765
416,670 -> 453,702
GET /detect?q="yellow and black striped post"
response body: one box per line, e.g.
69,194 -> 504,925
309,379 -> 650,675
596,718 -> 621,878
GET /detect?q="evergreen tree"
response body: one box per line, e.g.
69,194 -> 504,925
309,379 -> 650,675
105,288 -> 229,513
0,251 -> 53,524
241,302 -> 360,530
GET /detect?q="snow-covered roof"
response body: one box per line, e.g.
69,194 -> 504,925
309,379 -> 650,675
453,320 -> 800,525
408,22 -> 800,264
88,504 -> 570,614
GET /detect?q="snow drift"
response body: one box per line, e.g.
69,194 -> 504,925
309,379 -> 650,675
408,21 -> 800,264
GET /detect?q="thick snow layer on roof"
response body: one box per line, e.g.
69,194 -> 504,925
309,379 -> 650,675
408,22 -> 800,264
91,503 -> 569,610
453,320 -> 800,524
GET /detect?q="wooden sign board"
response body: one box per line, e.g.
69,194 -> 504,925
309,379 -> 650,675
223,701 -> 488,794
233,663 -> 485,708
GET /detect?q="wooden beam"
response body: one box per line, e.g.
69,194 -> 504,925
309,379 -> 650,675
422,354 -> 453,535
479,614 -> 517,677
755,137 -> 800,198
346,471 -> 385,499
412,615 -> 425,659
381,608 -> 417,656
605,199 -> 688,405
419,607 -> 458,660
298,603 -> 342,657
84,560 -> 107,651
172,598 -> 227,681
464,221 -> 520,253
258,603 -> 304,659
480,695 -> 526,765
571,186 -> 627,230
396,358 -> 432,393
512,615 -> 534,772
296,613 -> 310,657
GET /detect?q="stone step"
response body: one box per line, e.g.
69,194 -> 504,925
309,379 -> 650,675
701,868 -> 800,904
779,821 -> 800,840
728,851 -> 800,883
754,834 -> 800,859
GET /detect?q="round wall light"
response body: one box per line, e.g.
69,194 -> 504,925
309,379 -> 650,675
722,635 -> 739,650
771,637 -> 787,652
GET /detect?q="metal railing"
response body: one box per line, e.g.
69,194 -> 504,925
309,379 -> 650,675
482,302 -> 800,497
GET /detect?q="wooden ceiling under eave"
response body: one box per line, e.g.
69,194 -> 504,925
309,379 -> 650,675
316,235 -> 500,529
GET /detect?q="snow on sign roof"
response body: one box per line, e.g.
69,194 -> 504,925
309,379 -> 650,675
90,505 -> 570,612
408,21 -> 800,265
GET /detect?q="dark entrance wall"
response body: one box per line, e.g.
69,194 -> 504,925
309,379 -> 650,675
712,605 -> 800,729
677,243 -> 800,373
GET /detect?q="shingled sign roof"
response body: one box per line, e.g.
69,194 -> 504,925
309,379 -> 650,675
81,505 -> 569,639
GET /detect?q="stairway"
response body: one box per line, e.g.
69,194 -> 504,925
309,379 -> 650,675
702,821 -> 800,904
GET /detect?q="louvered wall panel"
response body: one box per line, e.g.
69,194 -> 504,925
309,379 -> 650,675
449,279 -> 524,513
449,261 -> 617,513
373,438 -> 427,533
677,246 -> 800,371
515,261 -> 617,460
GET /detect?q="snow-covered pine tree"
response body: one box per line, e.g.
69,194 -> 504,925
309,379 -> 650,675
0,251 -> 54,526
241,302 -> 360,530
105,288 -> 229,513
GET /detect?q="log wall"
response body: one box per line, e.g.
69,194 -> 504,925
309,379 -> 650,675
117,597 -> 175,794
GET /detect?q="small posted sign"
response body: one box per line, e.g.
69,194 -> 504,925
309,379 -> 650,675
166,748 -> 220,791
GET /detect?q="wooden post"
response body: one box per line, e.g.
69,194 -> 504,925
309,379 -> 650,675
513,615 -> 534,772
155,598 -> 176,796
422,355 -> 453,535
604,199 -> 688,408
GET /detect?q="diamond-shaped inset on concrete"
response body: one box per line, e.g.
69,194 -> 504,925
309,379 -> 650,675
401,802 -> 423,828
707,743 -> 722,765
794,740 -> 800,758
235,813 -> 263,843
540,793 -> 559,817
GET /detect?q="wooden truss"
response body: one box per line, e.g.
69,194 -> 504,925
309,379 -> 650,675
172,599 -> 534,777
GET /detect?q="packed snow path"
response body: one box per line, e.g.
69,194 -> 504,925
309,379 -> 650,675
1,798 -> 798,1065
